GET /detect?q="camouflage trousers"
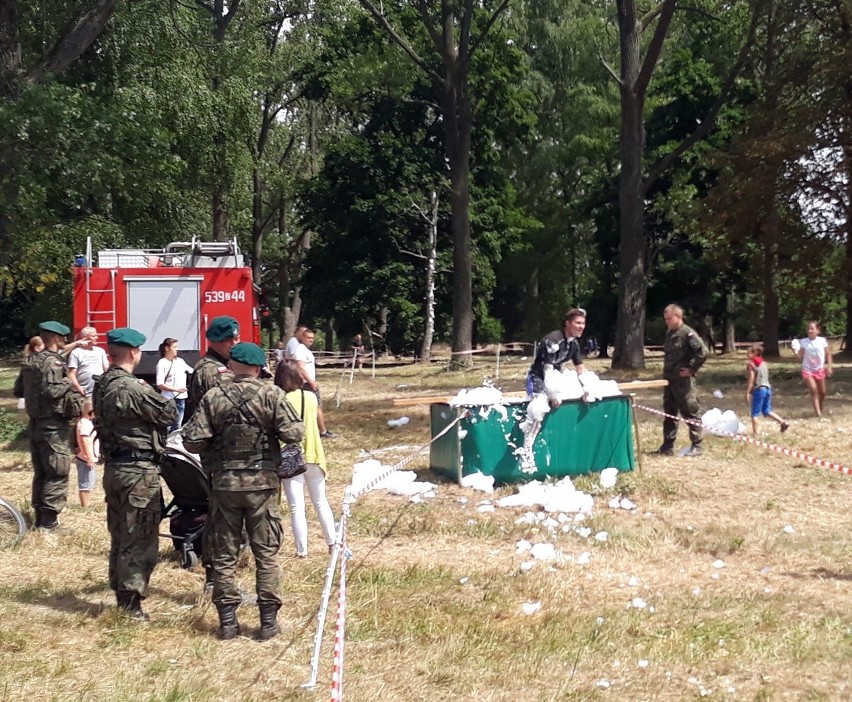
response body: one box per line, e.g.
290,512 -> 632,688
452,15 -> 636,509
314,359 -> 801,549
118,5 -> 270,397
104,462 -> 161,598
209,488 -> 283,608
29,419 -> 74,525
662,376 -> 702,448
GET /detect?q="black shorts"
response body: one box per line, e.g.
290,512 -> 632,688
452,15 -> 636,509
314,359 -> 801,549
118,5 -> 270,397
302,382 -> 321,406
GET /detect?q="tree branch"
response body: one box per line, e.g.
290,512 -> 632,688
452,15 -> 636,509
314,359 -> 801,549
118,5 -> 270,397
193,0 -> 214,14
358,0 -> 444,85
635,0 -> 677,95
459,0 -> 473,67
26,0 -> 120,85
644,0 -> 762,191
415,0 -> 444,55
600,54 -> 623,86
467,0 -> 511,65
639,2 -> 666,30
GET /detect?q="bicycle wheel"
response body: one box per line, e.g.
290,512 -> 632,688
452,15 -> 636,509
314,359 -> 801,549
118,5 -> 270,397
0,497 -> 26,548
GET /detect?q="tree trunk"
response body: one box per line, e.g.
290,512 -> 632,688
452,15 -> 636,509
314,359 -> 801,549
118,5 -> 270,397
0,0 -> 21,95
760,228 -> 780,357
842,84 -> 852,354
724,289 -> 736,354
612,0 -> 648,370
844,137 -> 852,354
444,80 -> 473,365
324,318 -> 335,353
612,95 -> 648,369
251,168 -> 263,281
419,189 -> 439,362
212,190 -> 228,241
377,306 -> 390,355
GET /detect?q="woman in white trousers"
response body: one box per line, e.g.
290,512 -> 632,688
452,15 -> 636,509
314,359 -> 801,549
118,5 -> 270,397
275,361 -> 336,556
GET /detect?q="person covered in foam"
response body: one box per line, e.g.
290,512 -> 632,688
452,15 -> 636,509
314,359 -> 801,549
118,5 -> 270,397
526,308 -> 589,404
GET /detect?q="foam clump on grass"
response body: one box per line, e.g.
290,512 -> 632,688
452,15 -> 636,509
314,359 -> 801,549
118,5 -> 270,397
702,408 -> 746,435
460,472 -> 494,493
351,459 -> 437,496
495,477 -> 594,514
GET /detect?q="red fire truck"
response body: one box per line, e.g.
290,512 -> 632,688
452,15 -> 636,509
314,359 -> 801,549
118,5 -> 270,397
73,238 -> 261,375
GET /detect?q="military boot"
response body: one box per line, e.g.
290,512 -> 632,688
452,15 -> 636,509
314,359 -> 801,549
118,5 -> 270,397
258,602 -> 279,641
39,508 -> 59,529
117,592 -> 150,621
216,604 -> 241,640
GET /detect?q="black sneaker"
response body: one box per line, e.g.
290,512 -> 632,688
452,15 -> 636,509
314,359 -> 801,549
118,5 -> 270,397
780,422 -> 789,433
653,445 -> 674,456
320,430 -> 337,439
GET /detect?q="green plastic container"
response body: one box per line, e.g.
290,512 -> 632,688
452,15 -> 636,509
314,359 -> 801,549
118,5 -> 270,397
430,395 -> 635,485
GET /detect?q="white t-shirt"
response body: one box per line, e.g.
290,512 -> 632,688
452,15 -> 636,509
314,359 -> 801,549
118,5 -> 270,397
156,356 -> 194,399
800,336 -> 828,373
285,336 -> 300,358
67,346 -> 109,395
292,343 -> 316,382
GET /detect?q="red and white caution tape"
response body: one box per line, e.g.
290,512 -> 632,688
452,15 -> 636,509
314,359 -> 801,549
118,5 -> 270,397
329,511 -> 349,702
634,403 -> 852,476
303,408 -> 470,692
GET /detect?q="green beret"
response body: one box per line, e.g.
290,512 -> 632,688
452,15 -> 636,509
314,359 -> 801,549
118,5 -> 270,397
39,320 -> 70,336
206,316 -> 239,342
229,342 -> 266,367
106,327 -> 147,348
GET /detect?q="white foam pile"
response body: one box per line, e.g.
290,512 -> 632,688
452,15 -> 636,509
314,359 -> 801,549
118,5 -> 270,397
599,467 -> 619,489
701,408 -> 746,435
449,385 -> 503,407
460,472 -> 495,493
351,459 -> 437,497
387,416 -> 410,428
543,369 -> 621,403
496,477 -> 594,514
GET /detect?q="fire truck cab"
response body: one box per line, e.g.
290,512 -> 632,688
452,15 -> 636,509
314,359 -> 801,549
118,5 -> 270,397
73,238 -> 260,376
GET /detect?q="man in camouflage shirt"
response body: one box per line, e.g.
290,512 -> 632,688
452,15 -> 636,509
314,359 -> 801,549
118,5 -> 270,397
187,315 -> 240,418
94,327 -> 177,620
658,304 -> 708,457
182,342 -> 304,640
186,315 -> 240,587
13,321 -> 85,529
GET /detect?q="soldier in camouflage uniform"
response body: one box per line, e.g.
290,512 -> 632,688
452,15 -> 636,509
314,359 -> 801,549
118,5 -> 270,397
186,315 -> 240,587
13,321 -> 85,529
658,304 -> 708,457
93,327 -> 177,620
182,342 -> 304,640
187,315 -> 240,419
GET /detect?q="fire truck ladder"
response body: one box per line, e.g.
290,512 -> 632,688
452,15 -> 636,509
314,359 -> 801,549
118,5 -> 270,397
84,237 -> 117,331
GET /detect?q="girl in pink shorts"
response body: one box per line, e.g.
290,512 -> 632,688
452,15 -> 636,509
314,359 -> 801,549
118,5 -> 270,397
794,321 -> 832,417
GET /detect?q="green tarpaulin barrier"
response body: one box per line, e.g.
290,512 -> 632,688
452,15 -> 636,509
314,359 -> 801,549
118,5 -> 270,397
430,395 -> 635,485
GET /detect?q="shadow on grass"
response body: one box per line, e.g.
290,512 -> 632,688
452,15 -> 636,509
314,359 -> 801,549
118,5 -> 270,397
9,585 -> 108,618
783,567 -> 852,583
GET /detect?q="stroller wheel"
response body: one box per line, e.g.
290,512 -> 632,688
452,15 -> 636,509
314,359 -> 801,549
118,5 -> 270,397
181,549 -> 198,570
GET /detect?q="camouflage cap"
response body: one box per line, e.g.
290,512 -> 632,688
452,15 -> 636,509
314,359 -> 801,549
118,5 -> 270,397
106,327 -> 147,348
206,316 -> 239,342
39,320 -> 71,336
229,342 -> 266,367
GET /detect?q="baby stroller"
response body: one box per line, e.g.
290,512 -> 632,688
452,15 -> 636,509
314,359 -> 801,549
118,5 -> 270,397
159,439 -> 209,570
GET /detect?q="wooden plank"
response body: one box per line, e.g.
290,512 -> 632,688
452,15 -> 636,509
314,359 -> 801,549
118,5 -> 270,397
390,379 -> 669,407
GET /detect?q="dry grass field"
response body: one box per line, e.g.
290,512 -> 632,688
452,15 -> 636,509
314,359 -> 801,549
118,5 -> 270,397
1,349 -> 851,701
